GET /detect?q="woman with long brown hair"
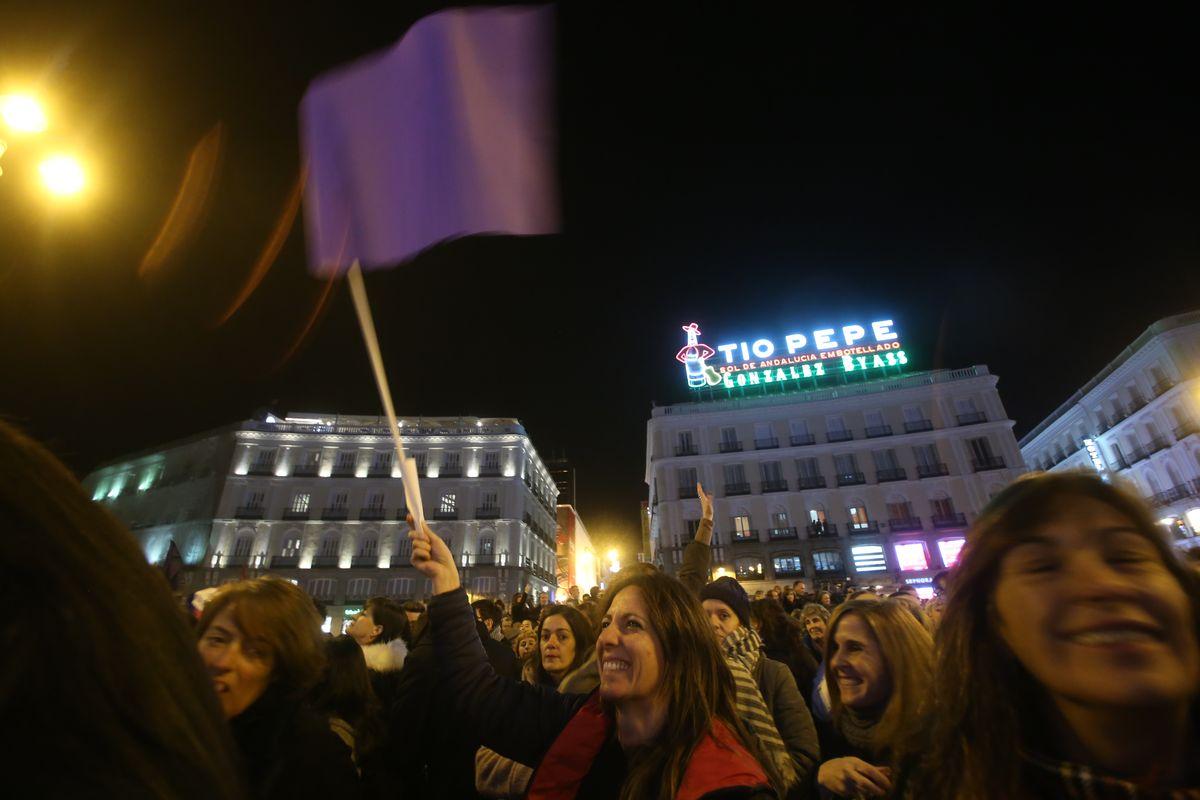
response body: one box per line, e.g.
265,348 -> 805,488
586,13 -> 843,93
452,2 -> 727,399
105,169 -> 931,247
409,516 -> 779,799
919,473 -> 1200,799
817,598 -> 933,797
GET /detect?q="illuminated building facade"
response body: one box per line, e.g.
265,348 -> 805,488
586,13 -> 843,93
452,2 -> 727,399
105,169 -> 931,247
647,317 -> 1027,597
84,411 -> 560,631
555,505 -> 598,593
1020,311 -> 1200,550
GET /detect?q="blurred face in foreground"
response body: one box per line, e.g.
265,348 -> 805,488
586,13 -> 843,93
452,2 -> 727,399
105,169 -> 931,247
828,613 -> 889,709
598,586 -> 663,704
994,496 -> 1200,711
198,605 -> 274,718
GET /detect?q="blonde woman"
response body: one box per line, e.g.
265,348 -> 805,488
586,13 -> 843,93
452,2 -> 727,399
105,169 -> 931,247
816,598 -> 934,798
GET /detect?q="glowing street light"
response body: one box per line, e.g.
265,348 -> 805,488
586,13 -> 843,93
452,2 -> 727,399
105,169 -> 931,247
1,94 -> 48,133
607,548 -> 620,573
39,155 -> 85,196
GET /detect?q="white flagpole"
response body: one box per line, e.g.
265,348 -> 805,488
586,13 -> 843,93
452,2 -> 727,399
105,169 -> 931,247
345,260 -> 427,530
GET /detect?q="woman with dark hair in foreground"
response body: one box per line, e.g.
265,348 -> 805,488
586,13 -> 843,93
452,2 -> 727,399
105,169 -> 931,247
918,473 -> 1200,799
0,419 -> 243,798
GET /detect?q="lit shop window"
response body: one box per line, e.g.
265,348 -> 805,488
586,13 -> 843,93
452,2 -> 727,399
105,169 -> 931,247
851,545 -> 887,573
914,586 -> 935,600
894,541 -> 929,572
937,537 -> 966,568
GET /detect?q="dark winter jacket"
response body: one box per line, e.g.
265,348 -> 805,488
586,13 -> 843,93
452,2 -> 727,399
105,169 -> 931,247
761,634 -> 820,713
755,658 -> 820,797
228,686 -> 361,800
430,587 -> 776,800
478,620 -> 521,680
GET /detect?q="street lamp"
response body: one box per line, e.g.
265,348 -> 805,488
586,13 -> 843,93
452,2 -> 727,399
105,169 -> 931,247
39,155 -> 85,196
1,94 -> 47,133
607,548 -> 620,574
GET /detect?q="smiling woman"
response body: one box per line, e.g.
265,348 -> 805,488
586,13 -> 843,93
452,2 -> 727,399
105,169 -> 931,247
411,513 -> 781,800
918,473 -> 1200,800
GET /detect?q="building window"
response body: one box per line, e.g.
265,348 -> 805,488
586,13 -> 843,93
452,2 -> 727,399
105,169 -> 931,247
968,437 -> 996,463
480,536 -> 494,555
373,451 -> 393,471
773,555 -> 805,575
723,463 -> 747,488
770,510 -> 789,528
796,457 -> 821,479
319,535 -> 340,557
307,578 -> 335,599
473,577 -> 498,595
735,557 -> 763,579
291,493 -> 311,513
913,443 -> 939,467
243,490 -> 265,510
395,537 -> 412,559
937,537 -> 966,567
347,578 -> 376,598
281,537 -> 301,557
677,467 -> 698,496
330,491 -> 348,510
444,452 -> 461,471
482,491 -> 499,509
359,535 -> 378,557
678,431 -> 696,453
851,545 -> 887,573
440,492 -> 457,514
848,505 -> 871,529
685,519 -> 701,539
731,514 -> 754,540
872,449 -> 900,471
812,550 -> 843,573
760,461 -> 783,483
365,492 -> 385,511
931,495 -> 956,518
234,535 -> 252,557
886,498 -> 914,519
894,541 -> 929,571
385,577 -> 413,598
336,451 -> 356,471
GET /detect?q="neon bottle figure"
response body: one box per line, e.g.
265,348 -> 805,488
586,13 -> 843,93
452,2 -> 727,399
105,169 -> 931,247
675,323 -> 716,389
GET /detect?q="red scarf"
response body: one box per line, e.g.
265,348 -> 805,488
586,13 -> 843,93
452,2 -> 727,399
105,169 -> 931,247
527,693 -> 770,800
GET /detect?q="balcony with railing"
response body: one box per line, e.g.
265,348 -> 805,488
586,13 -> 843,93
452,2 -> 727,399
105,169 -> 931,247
755,437 -> 780,450
807,522 -> 839,537
876,468 -> 907,482
440,467 -> 463,478
1127,437 -> 1170,464
719,440 -> 743,453
225,554 -> 250,567
675,444 -> 700,456
848,520 -> 880,534
836,471 -> 866,486
1127,396 -> 1148,414
678,486 -> 698,499
917,463 -> 950,479
731,530 -> 759,544
331,466 -> 356,478
865,425 -> 893,438
888,517 -> 923,532
1151,483 -> 1199,508
270,554 -> 299,568
476,505 -> 502,519
321,507 -> 349,521
281,508 -> 310,520
932,512 -> 967,529
772,565 -> 805,578
367,466 -> 392,478
827,430 -> 855,443
480,466 -> 503,477
768,526 -> 798,540
292,465 -> 320,478
311,555 -> 339,568
235,505 -> 264,519
956,412 -> 988,426
351,555 -> 379,568
797,475 -> 827,490
904,419 -> 934,433
761,479 -> 789,493
972,456 -> 1007,472
789,433 -> 817,446
432,509 -> 459,520
358,507 -> 387,521
725,482 -> 752,496
247,462 -> 276,477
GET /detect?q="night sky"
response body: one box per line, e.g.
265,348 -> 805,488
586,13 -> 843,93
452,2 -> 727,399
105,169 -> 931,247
1,4 -> 1197,554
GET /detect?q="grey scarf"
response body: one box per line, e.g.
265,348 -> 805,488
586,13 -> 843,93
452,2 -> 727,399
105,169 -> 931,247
721,625 -> 799,789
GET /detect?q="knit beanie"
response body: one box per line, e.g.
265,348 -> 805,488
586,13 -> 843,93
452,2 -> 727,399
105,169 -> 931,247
700,576 -> 751,628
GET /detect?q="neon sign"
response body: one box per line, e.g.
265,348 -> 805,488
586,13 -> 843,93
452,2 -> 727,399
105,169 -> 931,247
676,318 -> 909,391
1083,438 -> 1106,472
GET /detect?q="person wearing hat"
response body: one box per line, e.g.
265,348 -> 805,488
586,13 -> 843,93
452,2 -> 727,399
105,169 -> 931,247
682,484 -> 821,799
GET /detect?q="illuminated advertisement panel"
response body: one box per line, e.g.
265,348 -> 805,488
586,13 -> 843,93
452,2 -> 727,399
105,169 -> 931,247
894,541 -> 930,572
675,319 -> 908,391
937,537 -> 966,568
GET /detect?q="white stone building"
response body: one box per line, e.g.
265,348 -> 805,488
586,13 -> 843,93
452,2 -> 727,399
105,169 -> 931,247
646,367 -> 1026,596
84,412 -> 560,631
1019,311 -> 1200,549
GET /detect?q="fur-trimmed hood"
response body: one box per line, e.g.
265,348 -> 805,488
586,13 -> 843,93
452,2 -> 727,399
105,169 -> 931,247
361,638 -> 407,673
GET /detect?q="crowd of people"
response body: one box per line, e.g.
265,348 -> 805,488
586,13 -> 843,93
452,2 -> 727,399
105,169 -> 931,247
5,415 -> 1200,798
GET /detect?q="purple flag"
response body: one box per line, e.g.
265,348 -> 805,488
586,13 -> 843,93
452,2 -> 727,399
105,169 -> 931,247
301,5 -> 558,275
